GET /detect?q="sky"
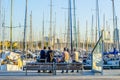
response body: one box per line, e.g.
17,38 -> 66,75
0,0 -> 120,41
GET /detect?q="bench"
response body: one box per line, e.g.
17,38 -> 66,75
25,62 -> 83,75
25,62 -> 54,75
54,63 -> 83,75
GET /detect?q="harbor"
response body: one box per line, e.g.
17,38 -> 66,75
0,0 -> 120,79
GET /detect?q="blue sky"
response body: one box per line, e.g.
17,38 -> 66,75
1,0 -> 120,41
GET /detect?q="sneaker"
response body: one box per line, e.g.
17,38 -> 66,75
48,71 -> 52,73
43,70 -> 46,73
71,70 -> 74,73
61,71 -> 64,73
66,71 -> 68,73
38,70 -> 40,73
76,70 -> 79,73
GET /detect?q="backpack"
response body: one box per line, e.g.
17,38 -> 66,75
49,51 -> 54,62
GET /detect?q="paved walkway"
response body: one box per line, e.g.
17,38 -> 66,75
0,76 -> 120,80
0,70 -> 120,80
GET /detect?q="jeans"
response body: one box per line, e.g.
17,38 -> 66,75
61,61 -> 69,73
71,60 -> 79,73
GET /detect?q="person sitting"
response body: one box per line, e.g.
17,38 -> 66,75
38,46 -> 47,73
46,47 -> 54,63
40,46 -> 47,63
71,48 -> 79,73
61,47 -> 70,73
46,47 -> 54,73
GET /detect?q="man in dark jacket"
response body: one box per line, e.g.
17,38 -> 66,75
40,46 -> 47,62
38,46 -> 47,73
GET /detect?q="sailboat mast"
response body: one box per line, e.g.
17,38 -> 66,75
10,0 -> 13,51
91,15 -> 94,48
77,20 -> 80,48
112,0 -> 116,49
30,11 -> 32,50
95,1 -> 97,43
19,23 -> 21,50
69,0 -> 73,52
73,0 -> 77,49
112,0 -> 115,29
49,0 -> 52,47
86,20 -> 88,52
67,0 -> 70,49
23,0 -> 28,52
53,13 -> 56,50
115,16 -> 119,50
64,13 -> 66,47
111,0 -> 119,50
2,9 -> 5,51
102,14 -> 105,52
42,12 -> 44,49
103,14 -> 105,30
96,0 -> 100,39
0,0 -> 1,46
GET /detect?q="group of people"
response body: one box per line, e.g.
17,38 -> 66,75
38,46 -> 54,63
61,47 -> 80,73
37,46 -> 54,73
37,46 -> 80,73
